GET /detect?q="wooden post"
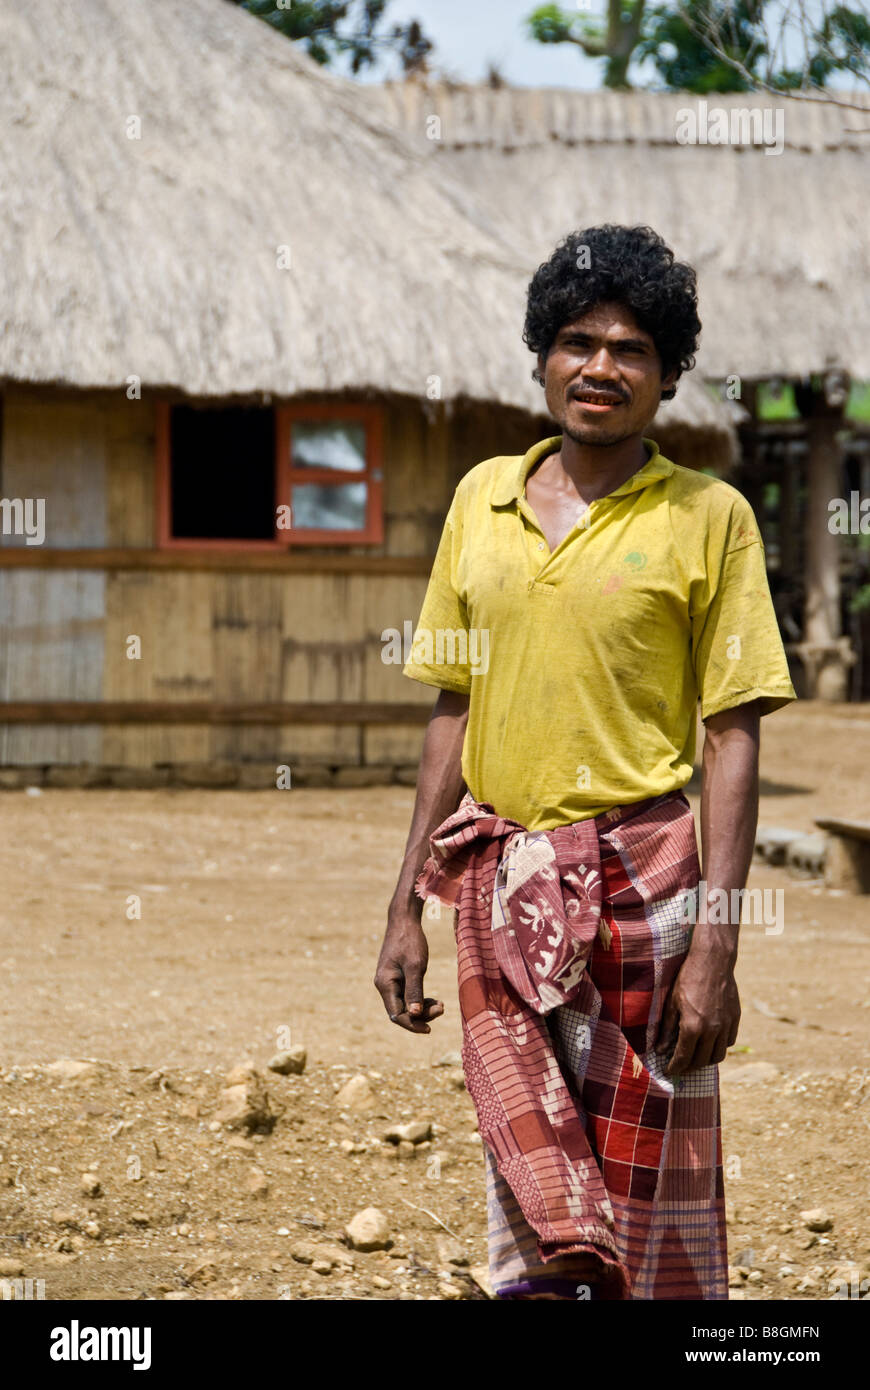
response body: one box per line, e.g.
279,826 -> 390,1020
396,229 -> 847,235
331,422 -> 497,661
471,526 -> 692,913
779,443 -> 800,583
797,384 -> 852,700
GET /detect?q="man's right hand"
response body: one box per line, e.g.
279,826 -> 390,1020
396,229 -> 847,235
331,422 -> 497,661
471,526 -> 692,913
374,910 -> 445,1034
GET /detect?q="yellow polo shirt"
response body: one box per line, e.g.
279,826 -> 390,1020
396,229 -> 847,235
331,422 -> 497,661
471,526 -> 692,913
402,435 -> 796,831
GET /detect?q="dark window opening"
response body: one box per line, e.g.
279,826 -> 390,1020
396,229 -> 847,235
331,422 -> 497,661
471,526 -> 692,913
169,405 -> 275,540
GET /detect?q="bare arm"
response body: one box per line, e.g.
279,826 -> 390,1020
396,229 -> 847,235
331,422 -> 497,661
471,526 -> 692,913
657,700 -> 760,1075
374,688 -> 470,1034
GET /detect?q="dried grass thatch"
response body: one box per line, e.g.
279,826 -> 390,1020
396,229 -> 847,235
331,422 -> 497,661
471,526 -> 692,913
366,82 -> 870,381
0,0 -> 734,455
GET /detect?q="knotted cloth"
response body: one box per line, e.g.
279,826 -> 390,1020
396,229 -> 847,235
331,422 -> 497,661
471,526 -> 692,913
415,787 -> 728,1300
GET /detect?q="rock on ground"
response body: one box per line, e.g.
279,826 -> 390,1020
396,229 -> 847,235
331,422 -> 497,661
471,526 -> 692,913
345,1207 -> 390,1252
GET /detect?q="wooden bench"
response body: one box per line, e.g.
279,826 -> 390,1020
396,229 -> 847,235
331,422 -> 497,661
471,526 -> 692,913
815,818 -> 870,893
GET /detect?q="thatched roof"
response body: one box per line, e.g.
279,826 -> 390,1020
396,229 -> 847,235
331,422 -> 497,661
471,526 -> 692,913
365,83 -> 870,381
0,0 -> 734,454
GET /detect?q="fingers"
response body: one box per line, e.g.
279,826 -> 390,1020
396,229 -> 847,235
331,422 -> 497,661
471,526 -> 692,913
374,963 -> 444,1034
655,996 -> 679,1055
667,1026 -> 732,1076
665,1028 -> 697,1077
403,957 -> 426,1020
388,999 -> 445,1034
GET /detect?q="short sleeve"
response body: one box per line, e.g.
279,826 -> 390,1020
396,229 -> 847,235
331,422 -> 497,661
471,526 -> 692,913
402,495 -> 472,694
691,497 -> 797,721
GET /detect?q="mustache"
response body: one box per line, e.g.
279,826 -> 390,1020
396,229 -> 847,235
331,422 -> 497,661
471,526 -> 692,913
569,382 -> 630,403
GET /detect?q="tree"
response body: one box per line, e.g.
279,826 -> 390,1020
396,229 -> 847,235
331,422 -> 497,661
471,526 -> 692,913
232,1 -> 433,76
636,0 -> 763,91
668,0 -> 870,107
527,1 -> 647,89
527,0 -> 870,99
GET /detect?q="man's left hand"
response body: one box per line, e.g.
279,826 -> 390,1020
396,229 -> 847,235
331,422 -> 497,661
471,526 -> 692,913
655,948 -> 741,1076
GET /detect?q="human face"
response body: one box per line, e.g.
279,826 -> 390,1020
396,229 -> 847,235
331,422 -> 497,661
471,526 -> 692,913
538,301 -> 678,446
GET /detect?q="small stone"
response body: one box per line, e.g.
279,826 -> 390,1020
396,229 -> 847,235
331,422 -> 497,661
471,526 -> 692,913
177,1223 -> 192,1237
383,1121 -> 432,1145
214,1079 -> 273,1133
345,1207 -> 390,1252
434,1051 -> 462,1068
312,1260 -> 333,1276
778,1266 -> 796,1278
800,1208 -> 833,1233
372,1275 -> 392,1290
83,1221 -> 101,1239
268,1047 -> 307,1076
245,1166 -> 269,1197
728,1266 -> 747,1288
796,1274 -> 818,1292
398,1140 -> 416,1161
467,1265 -> 494,1298
290,1240 -> 353,1270
80,1173 -> 101,1198
333,1075 -> 375,1111
130,1212 -> 150,1227
226,1136 -> 256,1152
438,1279 -> 464,1300
183,1257 -> 220,1286
747,1270 -> 763,1284
46,1059 -> 99,1084
51,1210 -> 79,1229
0,1258 -> 24,1276
436,1235 -> 468,1267
144,1070 -> 165,1089
224,1061 -> 258,1087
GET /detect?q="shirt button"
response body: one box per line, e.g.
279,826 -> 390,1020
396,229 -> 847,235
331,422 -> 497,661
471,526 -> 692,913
537,541 -> 545,550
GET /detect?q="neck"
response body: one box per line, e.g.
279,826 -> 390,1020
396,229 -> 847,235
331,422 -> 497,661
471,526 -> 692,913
554,432 -> 650,503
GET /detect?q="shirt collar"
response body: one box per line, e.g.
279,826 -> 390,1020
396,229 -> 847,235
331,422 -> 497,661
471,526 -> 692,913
490,435 -> 674,508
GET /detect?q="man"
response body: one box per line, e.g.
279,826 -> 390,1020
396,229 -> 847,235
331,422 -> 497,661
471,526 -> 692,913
374,224 -> 796,1299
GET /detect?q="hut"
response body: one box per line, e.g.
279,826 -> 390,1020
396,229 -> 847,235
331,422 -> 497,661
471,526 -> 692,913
0,0 -> 737,787
365,81 -> 870,700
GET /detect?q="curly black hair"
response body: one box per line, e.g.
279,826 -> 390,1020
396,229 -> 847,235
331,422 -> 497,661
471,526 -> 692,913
523,225 -> 701,401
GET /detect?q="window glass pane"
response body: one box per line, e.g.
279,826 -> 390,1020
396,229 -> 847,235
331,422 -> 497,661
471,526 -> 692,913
291,422 -> 366,472
292,482 -> 367,531
170,406 -> 275,540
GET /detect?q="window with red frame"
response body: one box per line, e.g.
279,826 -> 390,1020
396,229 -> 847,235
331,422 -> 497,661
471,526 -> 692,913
156,401 -> 383,547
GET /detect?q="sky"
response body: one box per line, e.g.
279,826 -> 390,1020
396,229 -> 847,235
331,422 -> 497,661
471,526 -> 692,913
358,0 -> 605,87
347,0 -> 851,90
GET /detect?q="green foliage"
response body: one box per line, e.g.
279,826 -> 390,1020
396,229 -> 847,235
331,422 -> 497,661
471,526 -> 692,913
235,0 -> 432,75
526,0 -> 870,91
527,3 -> 577,45
637,0 -> 761,91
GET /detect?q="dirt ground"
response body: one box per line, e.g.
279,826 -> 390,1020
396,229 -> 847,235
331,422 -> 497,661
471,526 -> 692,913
1,700 -> 869,1302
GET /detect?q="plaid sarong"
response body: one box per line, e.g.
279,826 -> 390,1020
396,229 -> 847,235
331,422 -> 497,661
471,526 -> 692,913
415,788 -> 728,1300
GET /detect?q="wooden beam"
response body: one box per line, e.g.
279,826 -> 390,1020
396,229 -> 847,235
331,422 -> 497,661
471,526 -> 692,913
0,548 -> 433,575
0,701 -> 433,726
